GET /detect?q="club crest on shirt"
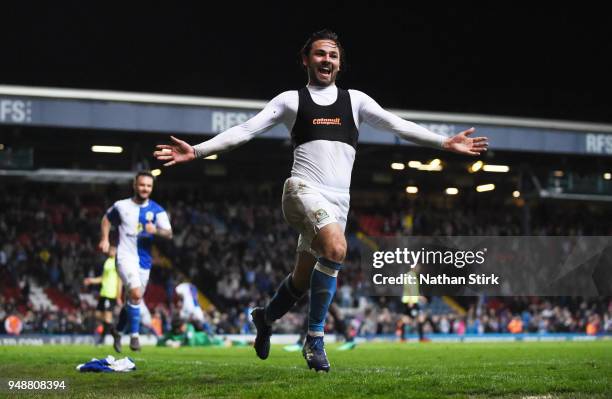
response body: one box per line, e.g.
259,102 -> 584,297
314,209 -> 330,223
145,211 -> 154,222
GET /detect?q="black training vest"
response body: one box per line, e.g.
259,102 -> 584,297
291,87 -> 359,149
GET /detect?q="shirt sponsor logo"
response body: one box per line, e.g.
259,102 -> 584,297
312,117 -> 341,126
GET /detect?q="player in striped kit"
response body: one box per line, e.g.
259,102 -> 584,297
175,281 -> 210,332
98,171 -> 173,351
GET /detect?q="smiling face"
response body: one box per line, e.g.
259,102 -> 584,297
133,175 -> 154,202
303,39 -> 341,86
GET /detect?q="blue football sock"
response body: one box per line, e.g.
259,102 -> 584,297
265,274 -> 304,323
127,303 -> 141,336
308,258 -> 342,336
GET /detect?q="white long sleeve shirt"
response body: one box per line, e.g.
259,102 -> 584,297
193,84 -> 446,190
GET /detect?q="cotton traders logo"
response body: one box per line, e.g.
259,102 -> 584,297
312,117 -> 341,126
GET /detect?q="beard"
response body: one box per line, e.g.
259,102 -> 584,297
134,191 -> 150,202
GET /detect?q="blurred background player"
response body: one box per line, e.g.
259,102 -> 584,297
83,245 -> 123,351
157,316 -> 227,348
175,280 -> 213,334
98,171 -> 173,351
397,269 -> 431,342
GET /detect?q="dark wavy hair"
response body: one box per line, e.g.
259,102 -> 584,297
134,170 -> 155,182
299,29 -> 346,74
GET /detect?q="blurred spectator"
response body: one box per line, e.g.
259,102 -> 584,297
0,183 -> 610,336
507,316 -> 523,334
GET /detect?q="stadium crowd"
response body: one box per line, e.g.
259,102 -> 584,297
1,184 -> 611,337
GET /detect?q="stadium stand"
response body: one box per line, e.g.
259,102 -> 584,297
1,183 -> 611,336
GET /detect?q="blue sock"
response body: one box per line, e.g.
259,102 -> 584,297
127,303 -> 141,335
308,258 -> 342,336
265,274 -> 304,323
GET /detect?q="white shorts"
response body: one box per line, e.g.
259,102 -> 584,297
281,176 -> 350,255
180,305 -> 205,324
117,257 -> 151,292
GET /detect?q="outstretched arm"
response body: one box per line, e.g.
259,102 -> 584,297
355,91 -> 488,156
154,93 -> 290,166
441,127 -> 488,155
83,276 -> 102,286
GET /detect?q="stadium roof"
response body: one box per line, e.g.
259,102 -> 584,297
1,85 -> 611,157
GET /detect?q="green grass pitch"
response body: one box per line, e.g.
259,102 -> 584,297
0,341 -> 610,398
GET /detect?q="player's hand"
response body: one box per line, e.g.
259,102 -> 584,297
145,222 -> 157,235
98,239 -> 110,253
83,278 -> 90,286
154,136 -> 196,167
443,128 -> 488,156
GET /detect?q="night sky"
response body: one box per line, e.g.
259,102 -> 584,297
2,3 -> 611,123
